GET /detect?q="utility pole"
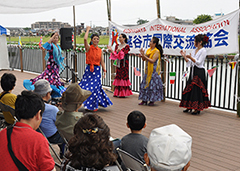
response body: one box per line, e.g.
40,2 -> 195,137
156,0 -> 165,102
156,0 -> 161,18
106,0 -> 115,92
237,0 -> 240,116
106,0 -> 111,21
72,5 -> 78,83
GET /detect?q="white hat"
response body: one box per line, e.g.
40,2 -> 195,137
147,124 -> 192,171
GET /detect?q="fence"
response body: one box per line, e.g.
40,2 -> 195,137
7,45 -> 238,111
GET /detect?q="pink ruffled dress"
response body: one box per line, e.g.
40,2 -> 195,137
110,44 -> 133,97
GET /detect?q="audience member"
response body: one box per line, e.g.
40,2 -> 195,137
34,79 -> 65,158
61,113 -> 117,171
120,110 -> 148,163
144,124 -> 192,171
55,83 -> 91,141
0,90 -> 56,170
0,73 -> 17,124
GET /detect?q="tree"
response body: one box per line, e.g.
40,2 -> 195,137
80,32 -> 85,38
23,27 -> 31,30
193,14 -> 212,24
137,18 -> 149,25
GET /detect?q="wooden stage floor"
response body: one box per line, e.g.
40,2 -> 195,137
1,70 -> 240,171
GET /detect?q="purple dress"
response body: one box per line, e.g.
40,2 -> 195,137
138,59 -> 164,102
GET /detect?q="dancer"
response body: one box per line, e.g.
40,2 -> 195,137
179,34 -> 211,115
138,37 -> 164,106
107,33 -> 133,97
79,26 -> 112,111
23,32 -> 65,98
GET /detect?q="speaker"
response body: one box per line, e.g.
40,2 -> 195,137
60,28 -> 73,50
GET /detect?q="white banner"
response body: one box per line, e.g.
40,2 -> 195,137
108,9 -> 239,56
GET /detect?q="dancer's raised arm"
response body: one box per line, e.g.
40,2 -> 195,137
84,26 -> 91,52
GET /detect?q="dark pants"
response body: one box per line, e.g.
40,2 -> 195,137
47,131 -> 66,155
36,128 -> 65,156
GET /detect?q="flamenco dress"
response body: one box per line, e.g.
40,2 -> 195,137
179,48 -> 211,111
79,45 -> 113,111
138,48 -> 164,102
110,44 -> 133,97
23,42 -> 66,98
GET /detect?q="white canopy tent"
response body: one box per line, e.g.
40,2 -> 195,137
0,0 -> 99,14
0,25 -> 10,70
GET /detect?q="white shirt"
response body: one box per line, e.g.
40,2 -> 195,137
187,48 -> 207,69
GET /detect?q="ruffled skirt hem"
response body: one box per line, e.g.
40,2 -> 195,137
114,88 -> 133,97
113,79 -> 132,86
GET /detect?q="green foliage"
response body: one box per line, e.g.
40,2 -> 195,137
80,33 -> 85,38
45,33 -> 51,37
23,27 -> 31,30
193,14 -> 212,24
137,18 -> 149,25
7,35 -> 110,45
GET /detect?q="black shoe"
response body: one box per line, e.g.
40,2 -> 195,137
60,152 -> 64,159
183,109 -> 192,113
191,110 -> 200,115
138,101 -> 147,105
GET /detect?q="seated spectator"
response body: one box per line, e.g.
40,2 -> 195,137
55,83 -> 91,141
0,90 -> 56,171
34,79 -> 65,158
120,110 -> 148,163
144,124 -> 192,171
62,113 -> 117,171
0,73 -> 17,124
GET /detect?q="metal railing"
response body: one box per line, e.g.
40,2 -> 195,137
165,56 -> 238,111
7,45 -> 238,111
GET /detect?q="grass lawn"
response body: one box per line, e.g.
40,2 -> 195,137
7,35 -> 109,46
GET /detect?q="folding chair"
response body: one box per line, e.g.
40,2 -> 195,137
0,101 -> 62,167
0,101 -> 17,129
0,109 -> 6,129
116,148 -> 149,171
38,128 -> 62,167
114,160 -> 123,171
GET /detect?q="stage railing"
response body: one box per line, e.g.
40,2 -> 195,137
7,45 -> 238,111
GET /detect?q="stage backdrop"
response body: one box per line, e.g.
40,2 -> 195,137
108,9 -> 239,56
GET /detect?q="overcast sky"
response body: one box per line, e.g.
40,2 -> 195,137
0,0 -> 239,28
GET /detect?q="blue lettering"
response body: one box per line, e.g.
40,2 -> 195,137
214,29 -> 229,47
128,35 -> 133,48
133,35 -> 143,48
185,35 -> 195,49
173,35 -> 184,49
153,33 -> 163,43
142,34 -> 152,48
163,34 -> 173,49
